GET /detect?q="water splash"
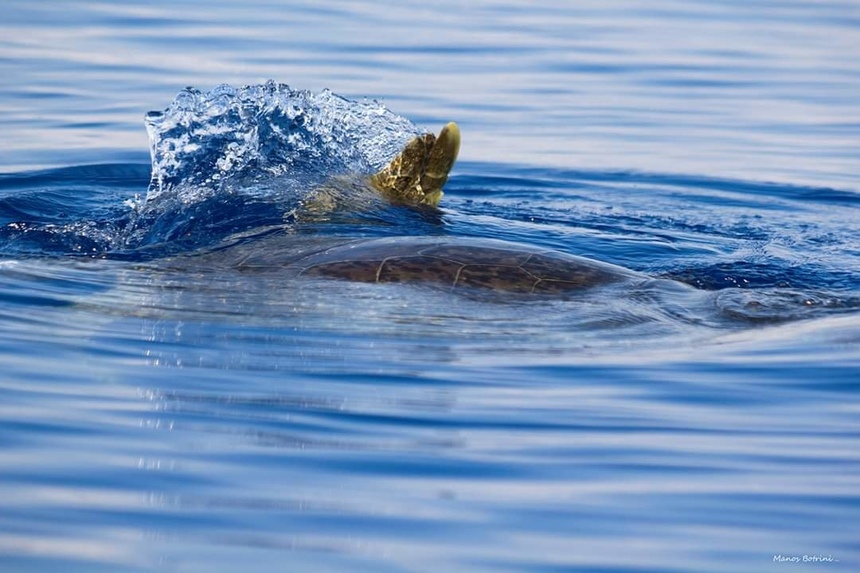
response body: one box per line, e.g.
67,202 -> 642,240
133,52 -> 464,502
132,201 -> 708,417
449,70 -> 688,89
103,82 -> 427,252
143,81 -> 422,202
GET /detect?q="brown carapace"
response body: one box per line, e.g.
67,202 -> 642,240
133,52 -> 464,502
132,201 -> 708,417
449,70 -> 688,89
293,237 -> 636,294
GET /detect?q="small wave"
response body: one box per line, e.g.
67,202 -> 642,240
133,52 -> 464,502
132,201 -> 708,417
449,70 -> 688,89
716,287 -> 860,323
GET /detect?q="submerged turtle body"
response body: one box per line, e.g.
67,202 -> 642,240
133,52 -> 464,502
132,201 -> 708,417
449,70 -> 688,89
290,237 -> 640,294
212,122 -> 643,295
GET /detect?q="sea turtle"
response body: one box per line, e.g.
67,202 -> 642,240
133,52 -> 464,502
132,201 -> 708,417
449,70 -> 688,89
226,122 -> 645,294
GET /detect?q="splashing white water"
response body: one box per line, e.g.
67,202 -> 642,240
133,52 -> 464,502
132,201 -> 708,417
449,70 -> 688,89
143,81 -> 422,202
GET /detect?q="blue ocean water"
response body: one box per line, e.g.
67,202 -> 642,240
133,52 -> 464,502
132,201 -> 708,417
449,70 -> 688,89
1,1 -> 859,572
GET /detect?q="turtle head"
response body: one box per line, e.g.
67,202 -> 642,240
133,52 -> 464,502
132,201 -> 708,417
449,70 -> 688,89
369,122 -> 460,208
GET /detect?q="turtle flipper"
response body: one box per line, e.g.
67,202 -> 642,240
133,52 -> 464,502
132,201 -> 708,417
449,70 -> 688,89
370,122 -> 460,207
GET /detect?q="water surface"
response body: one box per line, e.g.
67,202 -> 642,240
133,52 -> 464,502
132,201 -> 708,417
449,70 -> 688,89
1,1 -> 859,572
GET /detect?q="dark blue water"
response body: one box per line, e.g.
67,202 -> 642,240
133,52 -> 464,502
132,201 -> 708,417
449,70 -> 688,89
1,1 -> 859,572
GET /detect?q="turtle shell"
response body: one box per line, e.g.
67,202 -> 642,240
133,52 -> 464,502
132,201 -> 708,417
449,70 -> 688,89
294,237 -> 638,294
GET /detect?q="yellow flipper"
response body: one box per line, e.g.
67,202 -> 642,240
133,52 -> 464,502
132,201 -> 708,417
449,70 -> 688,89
370,122 -> 460,207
